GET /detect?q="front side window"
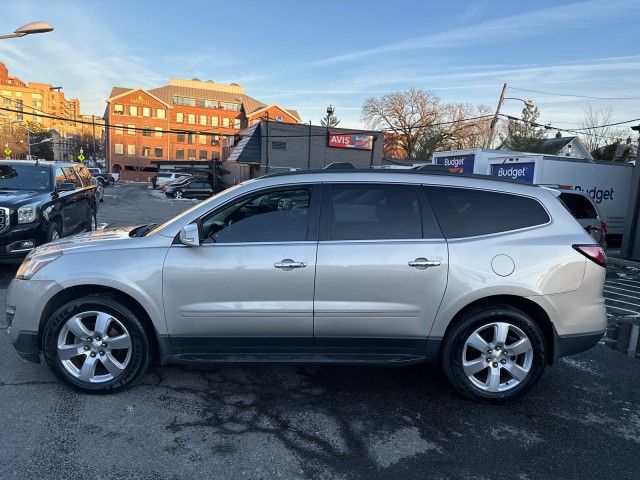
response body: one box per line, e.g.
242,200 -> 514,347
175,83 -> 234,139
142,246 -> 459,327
201,188 -> 311,244
327,184 -> 422,241
425,186 -> 550,238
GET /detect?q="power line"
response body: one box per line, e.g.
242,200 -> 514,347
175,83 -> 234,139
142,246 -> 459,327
509,87 -> 640,101
498,114 -> 637,141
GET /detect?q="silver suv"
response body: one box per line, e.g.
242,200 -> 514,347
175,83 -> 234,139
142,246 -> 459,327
6,170 -> 607,401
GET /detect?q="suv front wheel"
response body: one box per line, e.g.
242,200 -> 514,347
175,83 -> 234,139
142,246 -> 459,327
42,295 -> 151,393
441,305 -> 546,402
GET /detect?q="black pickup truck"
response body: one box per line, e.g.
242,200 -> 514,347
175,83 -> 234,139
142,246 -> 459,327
0,160 -> 97,258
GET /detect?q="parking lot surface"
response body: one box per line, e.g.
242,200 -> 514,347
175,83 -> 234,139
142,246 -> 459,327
0,183 -> 639,479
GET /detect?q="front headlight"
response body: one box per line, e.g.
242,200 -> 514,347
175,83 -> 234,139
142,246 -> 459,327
17,205 -> 37,224
16,252 -> 62,280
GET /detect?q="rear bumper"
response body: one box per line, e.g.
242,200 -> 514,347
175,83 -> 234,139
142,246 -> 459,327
554,330 -> 605,362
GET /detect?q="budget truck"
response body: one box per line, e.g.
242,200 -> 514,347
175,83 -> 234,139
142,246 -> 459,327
432,149 -> 633,237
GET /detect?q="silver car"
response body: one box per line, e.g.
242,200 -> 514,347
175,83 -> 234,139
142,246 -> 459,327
6,170 -> 607,401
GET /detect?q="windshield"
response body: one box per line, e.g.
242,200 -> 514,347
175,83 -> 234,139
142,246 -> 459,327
0,164 -> 51,191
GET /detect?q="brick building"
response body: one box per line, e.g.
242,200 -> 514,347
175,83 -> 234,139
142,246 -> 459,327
105,78 -> 301,180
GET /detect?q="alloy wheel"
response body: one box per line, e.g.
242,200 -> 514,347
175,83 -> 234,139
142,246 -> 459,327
56,311 -> 132,384
462,322 -> 534,393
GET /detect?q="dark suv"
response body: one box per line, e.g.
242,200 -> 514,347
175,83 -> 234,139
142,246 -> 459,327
0,160 -> 97,258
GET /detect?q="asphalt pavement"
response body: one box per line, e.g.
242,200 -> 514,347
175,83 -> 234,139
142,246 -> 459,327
0,182 -> 639,480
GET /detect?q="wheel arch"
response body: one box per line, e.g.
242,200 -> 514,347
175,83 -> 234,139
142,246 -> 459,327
439,295 -> 555,364
38,284 -> 162,363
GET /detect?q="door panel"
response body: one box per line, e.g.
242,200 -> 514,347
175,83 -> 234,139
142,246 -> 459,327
163,243 -> 317,339
314,240 -> 448,341
313,182 -> 448,344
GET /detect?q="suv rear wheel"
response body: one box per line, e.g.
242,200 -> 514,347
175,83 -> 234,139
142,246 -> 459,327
42,295 -> 151,393
441,305 -> 546,402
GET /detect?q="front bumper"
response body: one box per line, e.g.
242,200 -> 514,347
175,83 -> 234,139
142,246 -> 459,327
0,222 -> 46,259
6,278 -> 64,363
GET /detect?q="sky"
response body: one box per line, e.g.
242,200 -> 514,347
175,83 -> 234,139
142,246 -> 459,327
1,0 -> 639,133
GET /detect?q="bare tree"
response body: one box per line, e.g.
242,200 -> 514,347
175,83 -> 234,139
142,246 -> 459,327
579,106 -> 626,155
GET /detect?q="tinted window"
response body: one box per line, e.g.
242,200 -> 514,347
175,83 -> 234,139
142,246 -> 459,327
328,184 -> 421,240
201,188 -> 311,243
425,187 -> 549,238
558,192 -> 597,220
63,167 -> 83,187
0,165 -> 50,191
75,166 -> 93,187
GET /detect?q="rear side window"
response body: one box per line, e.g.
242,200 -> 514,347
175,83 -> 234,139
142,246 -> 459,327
558,192 -> 597,220
75,166 -> 93,187
328,183 -> 422,240
425,186 -> 549,238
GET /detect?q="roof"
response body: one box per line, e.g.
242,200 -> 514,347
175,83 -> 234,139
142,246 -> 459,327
108,86 -> 132,98
246,104 -> 301,122
107,87 -> 171,107
147,84 -> 266,114
226,123 -> 261,163
539,136 -> 575,155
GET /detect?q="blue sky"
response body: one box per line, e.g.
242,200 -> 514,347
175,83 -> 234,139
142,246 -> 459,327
1,0 -> 639,131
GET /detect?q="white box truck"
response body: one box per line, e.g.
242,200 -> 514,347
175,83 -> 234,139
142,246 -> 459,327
432,149 -> 633,236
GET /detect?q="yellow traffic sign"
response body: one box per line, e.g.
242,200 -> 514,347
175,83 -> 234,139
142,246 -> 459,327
3,147 -> 11,156
77,153 -> 85,162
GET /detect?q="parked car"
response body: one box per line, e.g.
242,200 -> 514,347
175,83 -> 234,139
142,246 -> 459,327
0,160 -> 97,258
164,178 -> 216,199
546,188 -> 607,247
87,167 -> 115,187
7,170 -> 606,401
154,171 -> 191,188
158,175 -> 191,192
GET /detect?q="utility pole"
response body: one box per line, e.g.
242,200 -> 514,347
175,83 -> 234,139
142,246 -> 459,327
485,83 -> 507,149
264,114 -> 270,174
91,115 -> 97,165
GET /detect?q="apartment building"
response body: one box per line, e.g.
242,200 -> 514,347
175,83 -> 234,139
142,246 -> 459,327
105,77 -> 301,180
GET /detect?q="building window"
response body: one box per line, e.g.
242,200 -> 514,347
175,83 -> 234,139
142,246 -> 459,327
154,127 -> 162,137
199,99 -> 218,109
115,124 -> 124,134
187,134 -> 195,144
199,115 -> 207,126
127,124 -> 135,135
129,105 -> 138,116
114,144 -> 124,154
173,96 -> 196,106
234,118 -> 241,129
198,135 -> 206,145
156,108 -> 166,119
176,112 -> 184,123
142,126 -> 151,137
176,133 -> 185,142
142,147 -> 151,157
142,107 -> 151,117
211,135 -> 219,146
154,147 -> 163,157
127,145 -> 136,155
211,116 -> 219,127
188,149 -> 196,160
199,150 -> 208,160
275,115 -> 283,122
222,117 -> 230,128
187,113 -> 195,124
175,149 -> 184,160
220,102 -> 241,111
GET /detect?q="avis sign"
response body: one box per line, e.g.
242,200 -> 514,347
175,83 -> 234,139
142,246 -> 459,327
328,132 -> 373,150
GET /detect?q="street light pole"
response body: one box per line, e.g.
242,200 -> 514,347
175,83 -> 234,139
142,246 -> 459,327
0,21 -> 54,40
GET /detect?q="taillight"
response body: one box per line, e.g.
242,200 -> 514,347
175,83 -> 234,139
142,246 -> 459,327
573,244 -> 607,267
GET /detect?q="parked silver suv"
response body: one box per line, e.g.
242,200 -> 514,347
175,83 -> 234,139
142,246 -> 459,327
6,170 -> 607,401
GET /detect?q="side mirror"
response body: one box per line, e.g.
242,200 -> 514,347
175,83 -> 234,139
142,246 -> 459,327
57,182 -> 76,192
179,223 -> 200,247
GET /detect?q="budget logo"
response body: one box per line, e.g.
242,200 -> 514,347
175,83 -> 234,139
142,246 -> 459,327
435,154 -> 475,173
490,162 -> 535,183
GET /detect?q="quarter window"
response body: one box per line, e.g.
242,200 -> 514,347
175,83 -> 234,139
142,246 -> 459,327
558,193 -> 597,220
201,188 -> 311,244
424,187 -> 550,238
327,184 -> 422,241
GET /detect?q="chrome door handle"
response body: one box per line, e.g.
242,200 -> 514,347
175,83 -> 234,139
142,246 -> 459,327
274,259 -> 307,270
408,258 -> 441,269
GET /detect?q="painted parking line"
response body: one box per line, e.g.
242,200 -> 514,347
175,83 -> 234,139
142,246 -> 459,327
605,297 -> 640,308
604,284 -> 640,295
612,278 -> 640,285
608,281 -> 640,289
604,289 -> 640,300
606,304 -> 639,314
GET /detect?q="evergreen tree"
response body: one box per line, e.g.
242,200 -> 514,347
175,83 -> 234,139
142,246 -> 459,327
502,102 -> 547,152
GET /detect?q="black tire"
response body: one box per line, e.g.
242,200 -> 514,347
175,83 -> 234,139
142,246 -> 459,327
441,304 -> 546,402
86,209 -> 98,232
42,294 -> 151,393
46,221 -> 61,242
